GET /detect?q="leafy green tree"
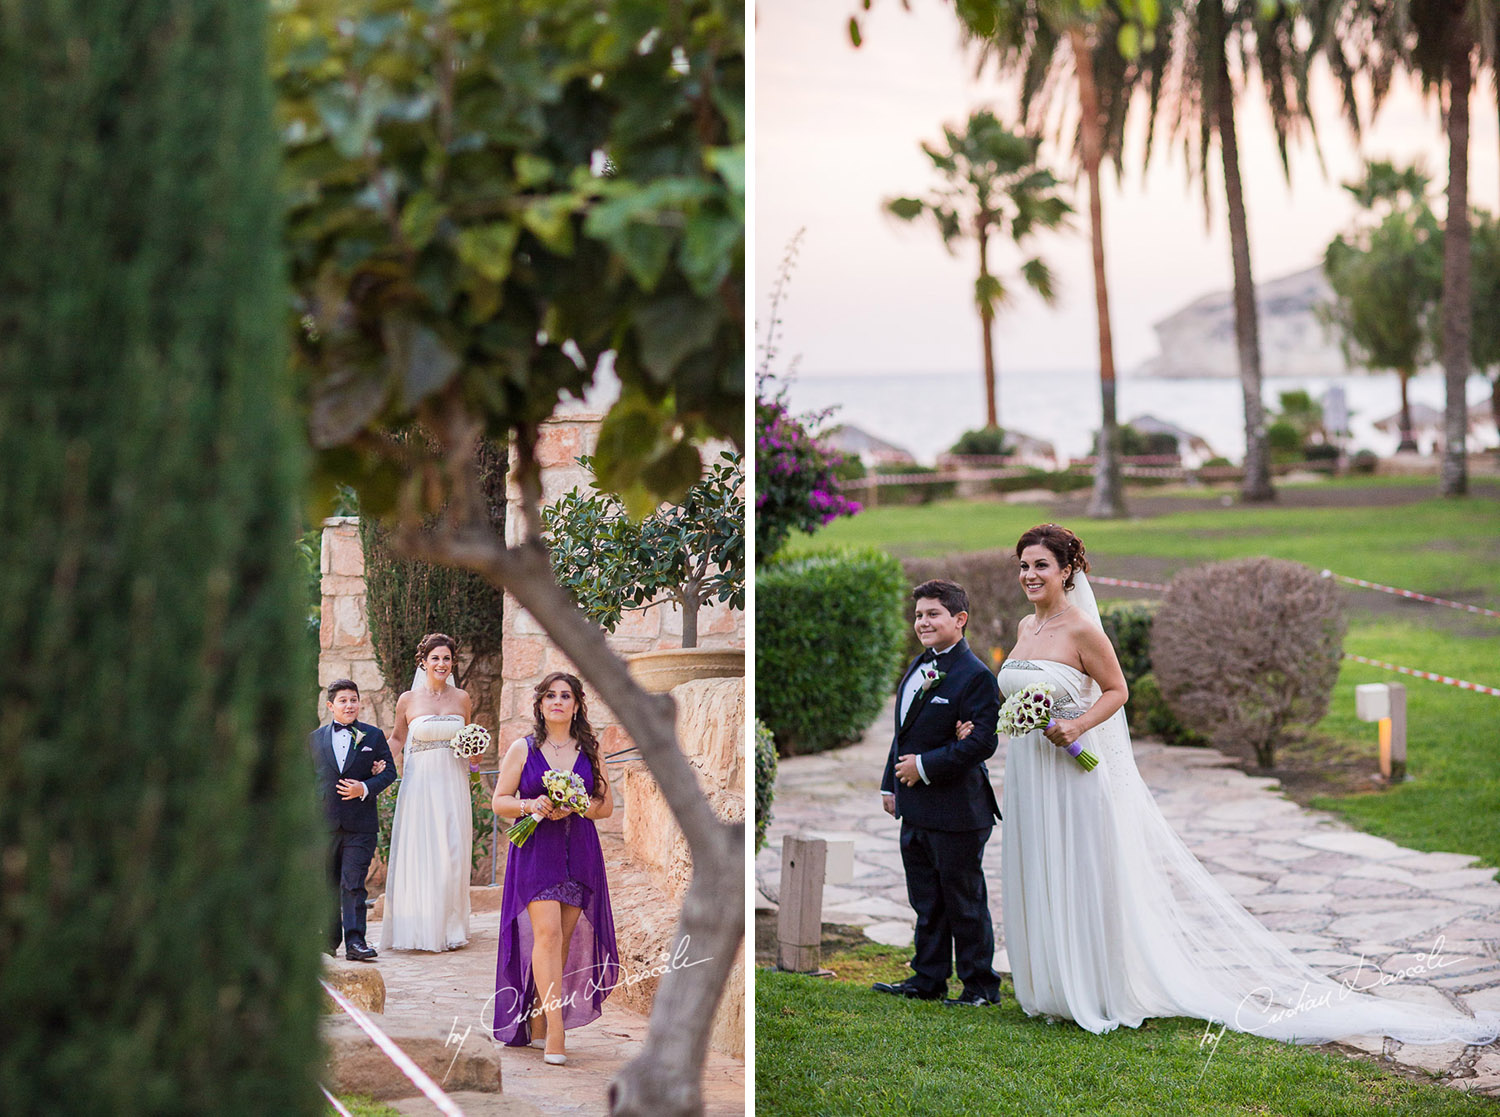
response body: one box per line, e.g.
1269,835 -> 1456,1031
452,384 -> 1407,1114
275,0 -> 743,516
1470,208 -> 1500,442
543,453 -> 745,649
1321,161 -> 1442,452
0,0 -> 322,1111
1321,0 -> 1485,495
886,111 -> 1070,429
273,3 -> 744,1111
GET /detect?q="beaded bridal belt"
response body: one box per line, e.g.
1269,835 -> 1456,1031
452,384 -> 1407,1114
408,739 -> 456,754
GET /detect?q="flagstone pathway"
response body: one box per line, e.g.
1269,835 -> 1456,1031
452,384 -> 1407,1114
755,697 -> 1500,1096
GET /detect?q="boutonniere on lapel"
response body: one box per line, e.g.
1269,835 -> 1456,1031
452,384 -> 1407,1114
350,726 -> 366,748
916,664 -> 945,694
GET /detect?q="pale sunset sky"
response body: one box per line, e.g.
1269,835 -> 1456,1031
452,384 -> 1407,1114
754,0 -> 1500,379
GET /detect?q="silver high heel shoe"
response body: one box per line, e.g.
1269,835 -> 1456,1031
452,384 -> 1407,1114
544,1052 -> 567,1066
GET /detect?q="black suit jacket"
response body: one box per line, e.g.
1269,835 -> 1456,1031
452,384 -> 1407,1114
310,720 -> 397,834
880,640 -> 1002,831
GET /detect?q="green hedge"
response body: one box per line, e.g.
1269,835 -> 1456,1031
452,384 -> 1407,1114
757,549 -> 908,755
755,721 -> 778,853
873,463 -> 956,504
0,1 -> 324,1108
1099,600 -> 1207,747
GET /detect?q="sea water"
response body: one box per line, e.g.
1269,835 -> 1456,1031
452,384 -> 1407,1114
773,368 -> 1495,466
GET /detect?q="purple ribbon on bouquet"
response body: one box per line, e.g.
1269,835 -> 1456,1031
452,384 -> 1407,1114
1046,720 -> 1099,771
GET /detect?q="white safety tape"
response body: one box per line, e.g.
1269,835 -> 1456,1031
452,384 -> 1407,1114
320,979 -> 467,1117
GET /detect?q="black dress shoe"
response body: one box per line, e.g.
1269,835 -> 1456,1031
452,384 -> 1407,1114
871,979 -> 942,1001
345,940 -> 378,962
942,989 -> 1002,1007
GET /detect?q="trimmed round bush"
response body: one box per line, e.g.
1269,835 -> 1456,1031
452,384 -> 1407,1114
1152,558 -> 1345,768
757,548 -> 908,755
755,721 -> 777,853
948,426 -> 1010,456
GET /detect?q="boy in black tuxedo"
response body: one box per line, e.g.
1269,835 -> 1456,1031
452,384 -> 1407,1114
875,579 -> 1003,1005
311,679 -> 397,961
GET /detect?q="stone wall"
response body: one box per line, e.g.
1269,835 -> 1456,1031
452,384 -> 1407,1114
613,677 -> 746,1058
318,518 -> 399,730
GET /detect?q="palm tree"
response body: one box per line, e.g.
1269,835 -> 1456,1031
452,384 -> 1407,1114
1145,1 -> 1322,503
886,110 -> 1072,430
958,1 -> 1163,519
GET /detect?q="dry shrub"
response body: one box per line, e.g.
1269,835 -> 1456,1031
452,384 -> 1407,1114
1152,558 -> 1345,768
901,549 -> 1031,670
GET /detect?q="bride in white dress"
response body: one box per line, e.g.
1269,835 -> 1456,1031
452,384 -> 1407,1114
380,632 -> 473,952
991,523 -> 1500,1046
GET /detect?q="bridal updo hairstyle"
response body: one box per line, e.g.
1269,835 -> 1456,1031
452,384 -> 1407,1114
531,671 -> 605,796
1015,524 -> 1090,591
415,632 -> 457,665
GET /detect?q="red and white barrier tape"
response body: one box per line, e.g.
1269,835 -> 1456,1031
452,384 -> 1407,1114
1090,575 -> 1500,696
320,1086 -> 355,1116
1089,575 -> 1168,592
1096,572 -> 1499,620
1342,654 -> 1500,697
320,980 -> 467,1117
1319,570 -> 1500,618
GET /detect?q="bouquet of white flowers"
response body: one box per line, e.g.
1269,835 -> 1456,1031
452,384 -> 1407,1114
998,682 -> 1098,771
450,722 -> 491,761
507,768 -> 592,848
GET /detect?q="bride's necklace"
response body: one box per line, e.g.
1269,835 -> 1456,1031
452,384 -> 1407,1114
1033,604 -> 1072,634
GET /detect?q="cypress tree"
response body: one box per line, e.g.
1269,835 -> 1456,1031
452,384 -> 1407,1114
0,2 -> 324,1112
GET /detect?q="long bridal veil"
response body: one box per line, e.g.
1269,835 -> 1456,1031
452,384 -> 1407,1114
1062,572 -> 1499,1045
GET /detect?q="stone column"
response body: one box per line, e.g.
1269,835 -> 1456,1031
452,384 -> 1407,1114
317,517 -> 396,729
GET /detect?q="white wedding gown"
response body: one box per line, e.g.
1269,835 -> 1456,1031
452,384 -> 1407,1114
380,713 -> 472,951
999,574 -> 1500,1046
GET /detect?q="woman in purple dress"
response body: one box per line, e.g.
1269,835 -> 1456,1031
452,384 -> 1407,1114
491,672 -> 618,1065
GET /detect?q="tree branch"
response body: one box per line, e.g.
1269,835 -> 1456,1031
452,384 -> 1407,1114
391,522 -> 725,852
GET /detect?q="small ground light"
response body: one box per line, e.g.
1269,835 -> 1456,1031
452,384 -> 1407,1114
1355,681 -> 1407,782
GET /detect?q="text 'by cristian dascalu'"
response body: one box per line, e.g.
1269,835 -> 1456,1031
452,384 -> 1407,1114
1196,937 -> 1458,1077
485,934 -> 713,1030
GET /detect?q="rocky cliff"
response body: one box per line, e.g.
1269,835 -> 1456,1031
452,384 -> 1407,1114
1133,265 -> 1351,379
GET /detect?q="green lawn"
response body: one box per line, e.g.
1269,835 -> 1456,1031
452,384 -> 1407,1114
335,1096 -> 403,1116
756,947 -> 1497,1117
781,484 -> 1500,870
792,485 -> 1500,601
1315,622 -> 1500,868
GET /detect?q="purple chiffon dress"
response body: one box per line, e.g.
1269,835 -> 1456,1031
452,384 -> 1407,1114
492,738 -> 619,1046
